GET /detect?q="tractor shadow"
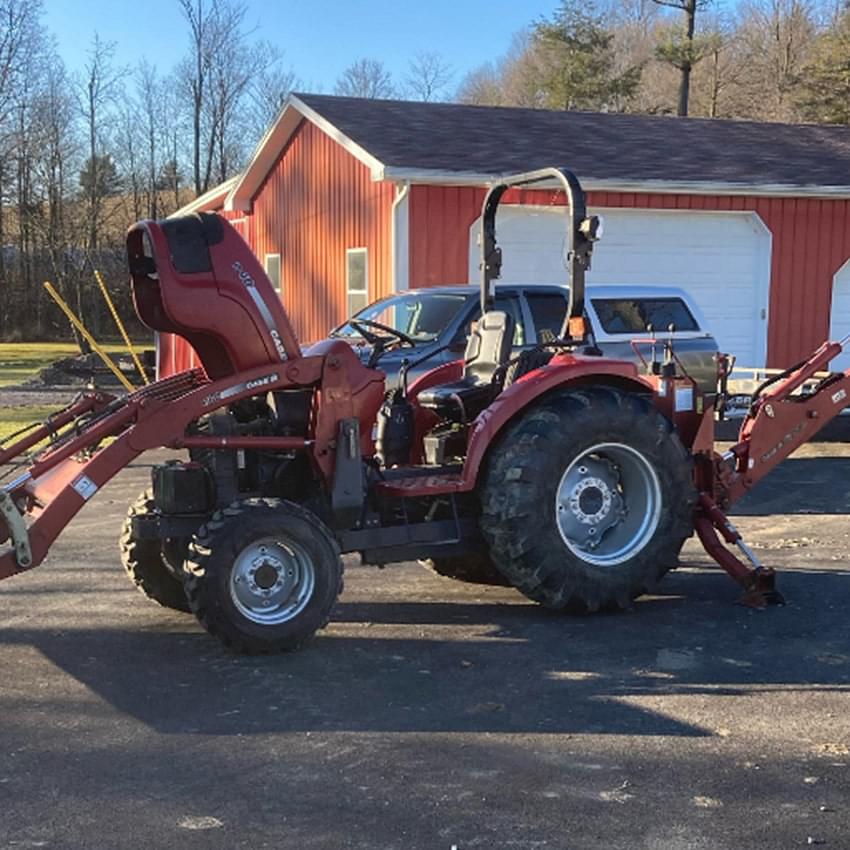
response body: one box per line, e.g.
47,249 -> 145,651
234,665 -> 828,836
1,562 -> 848,738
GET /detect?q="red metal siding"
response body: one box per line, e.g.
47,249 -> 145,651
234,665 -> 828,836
409,186 -> 850,367
249,120 -> 394,345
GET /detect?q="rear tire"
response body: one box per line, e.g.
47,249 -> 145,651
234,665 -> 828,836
120,490 -> 191,613
184,498 -> 343,654
480,387 -> 695,612
419,552 -> 510,586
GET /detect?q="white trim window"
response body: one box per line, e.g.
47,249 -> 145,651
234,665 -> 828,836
264,253 -> 281,296
346,247 -> 368,316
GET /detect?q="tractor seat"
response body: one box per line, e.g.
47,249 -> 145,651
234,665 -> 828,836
417,310 -> 515,422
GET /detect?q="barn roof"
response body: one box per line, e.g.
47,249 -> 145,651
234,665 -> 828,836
224,93 -> 850,211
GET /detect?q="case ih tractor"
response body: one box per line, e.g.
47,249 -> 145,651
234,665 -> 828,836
1,167 -> 848,654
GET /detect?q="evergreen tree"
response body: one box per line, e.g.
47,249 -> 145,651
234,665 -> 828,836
531,0 -> 642,111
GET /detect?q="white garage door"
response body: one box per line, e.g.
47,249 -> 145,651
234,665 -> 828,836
468,206 -> 772,367
829,259 -> 850,372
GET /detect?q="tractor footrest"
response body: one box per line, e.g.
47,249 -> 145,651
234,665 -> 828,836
375,472 -> 464,498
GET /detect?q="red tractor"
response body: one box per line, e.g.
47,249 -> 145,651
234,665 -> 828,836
1,167 -> 847,654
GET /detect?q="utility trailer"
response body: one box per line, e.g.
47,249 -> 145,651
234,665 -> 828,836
1,166 -> 848,654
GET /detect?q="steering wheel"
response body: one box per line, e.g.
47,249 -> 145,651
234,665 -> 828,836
348,318 -> 416,348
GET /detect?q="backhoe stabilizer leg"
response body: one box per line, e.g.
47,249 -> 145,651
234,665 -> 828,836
695,495 -> 785,609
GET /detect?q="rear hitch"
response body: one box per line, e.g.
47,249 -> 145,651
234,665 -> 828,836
694,494 -> 785,609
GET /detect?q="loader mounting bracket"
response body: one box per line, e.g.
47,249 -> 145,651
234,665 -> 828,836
0,488 -> 32,569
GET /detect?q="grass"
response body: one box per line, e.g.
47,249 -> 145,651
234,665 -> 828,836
0,405 -> 61,444
0,340 -> 150,388
0,341 -> 150,449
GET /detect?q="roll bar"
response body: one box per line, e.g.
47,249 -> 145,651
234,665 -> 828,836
480,167 -> 601,343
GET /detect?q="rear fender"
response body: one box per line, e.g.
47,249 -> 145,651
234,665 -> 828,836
460,356 -> 653,489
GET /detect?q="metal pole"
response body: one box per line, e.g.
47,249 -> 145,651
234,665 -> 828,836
94,269 -> 149,385
42,281 -> 136,394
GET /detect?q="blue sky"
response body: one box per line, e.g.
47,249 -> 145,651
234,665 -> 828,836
43,0 -> 556,92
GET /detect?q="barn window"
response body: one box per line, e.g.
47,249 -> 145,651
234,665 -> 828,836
264,254 -> 281,296
346,248 -> 369,316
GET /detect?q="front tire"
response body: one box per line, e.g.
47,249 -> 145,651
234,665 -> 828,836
184,498 -> 343,654
480,387 -> 695,612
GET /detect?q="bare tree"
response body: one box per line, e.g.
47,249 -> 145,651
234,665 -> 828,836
178,0 -> 282,191
248,50 -> 299,139
206,20 -> 278,183
77,34 -> 125,252
177,0 -> 221,194
729,0 -> 818,121
159,70 -> 187,211
135,60 -> 161,219
404,52 -> 453,101
118,104 -> 143,222
334,58 -> 395,98
30,58 -> 83,340
456,30 -> 551,108
456,62 -> 505,105
0,0 -> 44,331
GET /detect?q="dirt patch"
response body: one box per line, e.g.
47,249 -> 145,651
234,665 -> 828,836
1,351 -> 153,410
22,351 -> 151,390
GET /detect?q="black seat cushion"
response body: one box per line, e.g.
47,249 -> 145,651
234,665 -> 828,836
417,311 -> 515,420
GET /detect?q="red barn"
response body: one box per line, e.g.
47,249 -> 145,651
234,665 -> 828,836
161,93 -> 850,376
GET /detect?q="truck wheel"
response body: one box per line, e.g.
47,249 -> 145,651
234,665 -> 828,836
480,387 -> 695,612
419,553 -> 510,586
120,490 -> 191,613
183,499 -> 343,654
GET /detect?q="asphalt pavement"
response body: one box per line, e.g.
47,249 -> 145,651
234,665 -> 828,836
1,444 -> 849,849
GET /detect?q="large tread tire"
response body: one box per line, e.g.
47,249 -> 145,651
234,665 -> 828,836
419,552 -> 511,586
120,490 -> 191,613
480,387 -> 695,612
184,498 -> 343,655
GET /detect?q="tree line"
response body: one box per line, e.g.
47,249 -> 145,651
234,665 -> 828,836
1,0 -> 849,343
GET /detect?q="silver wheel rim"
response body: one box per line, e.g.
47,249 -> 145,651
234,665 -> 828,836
555,442 -> 662,567
229,537 -> 316,625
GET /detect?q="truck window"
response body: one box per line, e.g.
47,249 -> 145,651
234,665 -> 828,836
591,297 -> 699,334
526,292 -> 568,341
